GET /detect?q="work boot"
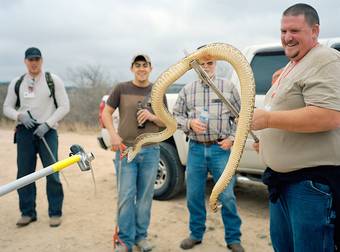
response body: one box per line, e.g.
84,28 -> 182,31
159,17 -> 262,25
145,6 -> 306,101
16,216 -> 37,227
136,239 -> 153,252
49,216 -> 62,227
227,243 -> 245,252
180,237 -> 202,250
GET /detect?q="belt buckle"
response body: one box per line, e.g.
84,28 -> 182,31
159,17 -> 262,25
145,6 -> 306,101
203,140 -> 216,146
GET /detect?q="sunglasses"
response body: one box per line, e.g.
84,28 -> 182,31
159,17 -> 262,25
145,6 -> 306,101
200,61 -> 214,66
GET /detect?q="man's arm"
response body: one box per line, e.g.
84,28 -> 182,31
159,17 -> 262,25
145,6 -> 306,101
137,109 -> 165,127
229,82 -> 241,137
137,95 -> 168,127
3,79 -> 20,121
173,83 -> 207,134
252,106 -> 340,132
172,88 -> 191,133
102,104 -> 122,151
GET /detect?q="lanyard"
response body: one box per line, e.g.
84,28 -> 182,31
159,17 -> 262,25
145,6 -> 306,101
271,61 -> 298,99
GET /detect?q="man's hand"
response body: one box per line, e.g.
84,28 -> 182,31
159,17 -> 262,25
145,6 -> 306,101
189,119 -> 207,134
110,134 -> 123,152
33,123 -> 50,138
218,138 -> 234,150
137,109 -> 157,125
252,141 -> 260,153
18,112 -> 36,129
251,108 -> 270,130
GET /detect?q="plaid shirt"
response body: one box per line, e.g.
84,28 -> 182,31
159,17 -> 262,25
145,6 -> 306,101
173,77 -> 241,142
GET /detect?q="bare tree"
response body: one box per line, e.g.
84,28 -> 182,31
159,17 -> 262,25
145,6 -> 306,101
0,83 -> 12,125
67,65 -> 112,88
63,64 -> 116,128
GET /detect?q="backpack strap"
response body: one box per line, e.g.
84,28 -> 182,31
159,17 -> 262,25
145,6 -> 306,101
14,72 -> 58,109
14,74 -> 26,108
45,72 -> 58,108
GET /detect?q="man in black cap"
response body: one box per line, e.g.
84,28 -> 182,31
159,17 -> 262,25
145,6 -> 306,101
3,47 -> 70,227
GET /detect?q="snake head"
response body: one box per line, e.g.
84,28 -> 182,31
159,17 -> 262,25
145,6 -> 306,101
209,202 -> 218,213
209,197 -> 219,213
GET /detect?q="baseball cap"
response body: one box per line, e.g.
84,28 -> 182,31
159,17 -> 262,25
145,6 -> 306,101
25,47 -> 42,59
131,54 -> 151,66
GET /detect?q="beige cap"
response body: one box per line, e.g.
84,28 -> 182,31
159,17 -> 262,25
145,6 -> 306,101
131,54 -> 151,65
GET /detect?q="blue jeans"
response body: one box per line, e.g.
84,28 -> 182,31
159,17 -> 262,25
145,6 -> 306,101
270,180 -> 335,252
16,125 -> 63,218
186,140 -> 242,245
114,145 -> 159,250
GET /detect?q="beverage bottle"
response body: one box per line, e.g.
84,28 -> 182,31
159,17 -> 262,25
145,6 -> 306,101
199,109 -> 209,132
136,101 -> 145,129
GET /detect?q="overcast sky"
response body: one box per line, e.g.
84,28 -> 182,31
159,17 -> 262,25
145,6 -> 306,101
0,0 -> 339,84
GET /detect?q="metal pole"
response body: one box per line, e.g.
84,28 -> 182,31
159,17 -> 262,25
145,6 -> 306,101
41,136 -> 70,187
27,110 -> 72,186
0,155 -> 81,197
41,137 -> 56,163
0,166 -> 54,197
184,50 -> 259,142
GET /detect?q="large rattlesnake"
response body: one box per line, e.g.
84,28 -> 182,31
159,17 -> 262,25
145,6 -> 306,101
125,42 -> 255,211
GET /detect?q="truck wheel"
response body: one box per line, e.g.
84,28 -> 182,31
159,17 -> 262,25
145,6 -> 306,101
153,142 -> 185,200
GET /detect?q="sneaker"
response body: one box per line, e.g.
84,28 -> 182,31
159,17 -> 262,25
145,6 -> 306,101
227,243 -> 245,252
16,216 -> 37,227
49,216 -> 62,227
180,237 -> 202,250
136,239 -> 153,252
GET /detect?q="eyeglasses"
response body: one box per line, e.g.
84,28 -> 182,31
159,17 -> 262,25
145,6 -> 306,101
200,61 -> 214,67
27,57 -> 41,62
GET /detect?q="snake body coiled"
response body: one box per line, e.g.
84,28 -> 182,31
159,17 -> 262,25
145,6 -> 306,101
126,43 -> 255,211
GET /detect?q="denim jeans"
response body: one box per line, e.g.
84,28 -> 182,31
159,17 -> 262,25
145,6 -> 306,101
114,145 -> 159,250
186,140 -> 242,245
16,125 -> 63,218
270,180 -> 335,252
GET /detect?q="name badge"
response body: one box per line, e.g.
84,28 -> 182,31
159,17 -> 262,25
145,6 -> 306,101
24,90 -> 35,98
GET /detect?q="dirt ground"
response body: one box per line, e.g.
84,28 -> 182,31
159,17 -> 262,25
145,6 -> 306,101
0,128 -> 272,252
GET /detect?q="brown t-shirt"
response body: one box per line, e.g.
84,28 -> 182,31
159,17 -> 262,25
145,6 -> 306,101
106,81 -> 165,146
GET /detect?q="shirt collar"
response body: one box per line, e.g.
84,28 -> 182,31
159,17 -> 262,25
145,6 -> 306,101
27,71 -> 43,81
199,74 -> 216,87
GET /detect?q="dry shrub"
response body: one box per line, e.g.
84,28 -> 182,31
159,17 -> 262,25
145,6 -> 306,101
62,65 -> 115,128
58,121 -> 99,134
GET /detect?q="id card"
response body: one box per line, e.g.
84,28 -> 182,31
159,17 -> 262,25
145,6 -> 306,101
24,86 -> 35,98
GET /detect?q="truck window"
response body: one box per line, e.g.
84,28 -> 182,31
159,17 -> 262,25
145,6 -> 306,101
167,83 -> 185,94
332,43 -> 340,52
251,51 -> 289,94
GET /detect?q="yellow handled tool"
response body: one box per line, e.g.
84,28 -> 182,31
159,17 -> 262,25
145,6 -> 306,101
0,144 -> 94,197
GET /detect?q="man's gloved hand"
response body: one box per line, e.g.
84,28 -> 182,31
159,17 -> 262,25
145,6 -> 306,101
18,112 -> 36,129
33,123 -> 50,138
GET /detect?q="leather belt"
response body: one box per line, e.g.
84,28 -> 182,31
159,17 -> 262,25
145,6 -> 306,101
191,139 -> 223,146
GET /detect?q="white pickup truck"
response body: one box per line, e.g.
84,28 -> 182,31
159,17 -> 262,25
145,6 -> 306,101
98,38 -> 340,200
